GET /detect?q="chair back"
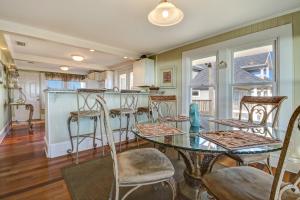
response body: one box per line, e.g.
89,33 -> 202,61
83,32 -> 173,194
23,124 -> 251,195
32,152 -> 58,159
149,95 -> 177,122
238,96 -> 287,128
119,90 -> 140,111
76,89 -> 106,113
270,105 -> 300,200
96,95 -> 119,184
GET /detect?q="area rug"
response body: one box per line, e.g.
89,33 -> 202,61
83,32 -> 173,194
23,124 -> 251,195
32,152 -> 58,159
62,148 -> 185,200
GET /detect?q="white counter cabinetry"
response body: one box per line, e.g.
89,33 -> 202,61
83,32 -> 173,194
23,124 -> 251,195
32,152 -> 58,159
133,58 -> 155,87
44,90 -> 149,158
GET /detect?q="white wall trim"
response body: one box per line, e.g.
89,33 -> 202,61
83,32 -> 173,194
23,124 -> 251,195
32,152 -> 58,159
0,19 -> 140,59
0,121 -> 11,144
46,131 -> 135,158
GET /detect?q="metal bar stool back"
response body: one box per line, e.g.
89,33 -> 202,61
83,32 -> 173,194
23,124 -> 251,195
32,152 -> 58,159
67,89 -> 106,163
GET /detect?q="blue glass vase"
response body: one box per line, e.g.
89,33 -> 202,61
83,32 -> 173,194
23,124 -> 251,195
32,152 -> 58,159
189,103 -> 200,127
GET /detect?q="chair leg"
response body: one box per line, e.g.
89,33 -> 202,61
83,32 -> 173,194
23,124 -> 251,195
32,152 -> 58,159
67,116 -> 74,154
92,117 -> 97,149
126,114 -> 130,148
119,115 -> 122,152
165,177 -> 177,200
266,156 -> 273,175
76,118 -> 80,164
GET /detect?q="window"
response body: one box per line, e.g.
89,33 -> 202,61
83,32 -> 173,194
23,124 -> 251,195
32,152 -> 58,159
232,44 -> 276,121
191,56 -> 216,116
47,80 -> 86,90
119,73 -> 127,90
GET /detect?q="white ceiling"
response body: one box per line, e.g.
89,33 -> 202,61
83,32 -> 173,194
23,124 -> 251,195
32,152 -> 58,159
0,0 -> 299,72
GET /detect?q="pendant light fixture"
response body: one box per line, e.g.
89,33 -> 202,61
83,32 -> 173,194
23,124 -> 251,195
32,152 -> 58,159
148,0 -> 184,26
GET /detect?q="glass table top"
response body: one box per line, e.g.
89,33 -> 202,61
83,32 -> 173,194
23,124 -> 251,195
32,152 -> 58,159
132,121 -> 285,154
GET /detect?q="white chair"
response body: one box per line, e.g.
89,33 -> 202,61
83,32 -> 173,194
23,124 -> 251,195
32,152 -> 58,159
96,96 -> 177,200
202,105 -> 300,200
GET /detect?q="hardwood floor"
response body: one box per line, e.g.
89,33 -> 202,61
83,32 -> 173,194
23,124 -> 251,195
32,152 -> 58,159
0,123 -> 295,200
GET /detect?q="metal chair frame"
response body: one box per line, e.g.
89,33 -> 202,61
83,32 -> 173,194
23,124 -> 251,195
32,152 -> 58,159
67,89 -> 106,164
205,105 -> 300,200
110,90 -> 139,152
96,95 -> 176,200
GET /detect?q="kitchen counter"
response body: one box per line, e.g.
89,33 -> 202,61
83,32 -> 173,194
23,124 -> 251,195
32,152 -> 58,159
44,89 -> 149,158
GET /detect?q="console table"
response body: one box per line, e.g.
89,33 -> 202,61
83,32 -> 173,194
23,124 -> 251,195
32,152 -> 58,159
9,103 -> 34,132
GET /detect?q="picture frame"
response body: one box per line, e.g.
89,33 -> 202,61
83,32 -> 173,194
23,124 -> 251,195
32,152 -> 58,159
159,65 -> 176,88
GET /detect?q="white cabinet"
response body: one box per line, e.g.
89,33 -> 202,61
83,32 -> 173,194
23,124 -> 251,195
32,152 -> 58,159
133,58 -> 155,87
86,71 -> 114,89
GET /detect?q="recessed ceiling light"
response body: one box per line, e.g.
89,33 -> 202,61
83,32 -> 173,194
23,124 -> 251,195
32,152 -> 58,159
71,55 -> 84,62
89,49 -> 95,52
1,47 -> 7,50
60,66 -> 69,71
123,56 -> 128,59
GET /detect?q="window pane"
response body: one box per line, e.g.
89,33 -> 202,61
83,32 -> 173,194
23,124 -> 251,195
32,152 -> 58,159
119,73 -> 127,90
67,81 -> 86,90
191,56 -> 216,116
233,45 -> 274,84
47,80 -> 64,89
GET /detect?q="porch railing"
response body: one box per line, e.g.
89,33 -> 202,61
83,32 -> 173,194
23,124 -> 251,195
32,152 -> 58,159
192,100 -> 213,115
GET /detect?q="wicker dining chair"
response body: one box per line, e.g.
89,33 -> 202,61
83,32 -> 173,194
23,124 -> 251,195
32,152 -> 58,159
202,105 -> 300,200
210,96 -> 287,174
96,95 -> 176,200
149,95 -> 189,125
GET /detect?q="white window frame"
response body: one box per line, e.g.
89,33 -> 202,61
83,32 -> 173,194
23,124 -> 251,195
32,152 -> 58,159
182,24 -> 294,130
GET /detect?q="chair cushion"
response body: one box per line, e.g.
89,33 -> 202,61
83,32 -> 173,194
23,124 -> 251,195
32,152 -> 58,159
118,148 -> 174,185
202,166 -> 278,200
228,153 -> 270,164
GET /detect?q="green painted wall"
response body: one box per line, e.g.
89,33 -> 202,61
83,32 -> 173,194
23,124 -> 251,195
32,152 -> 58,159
155,11 -> 300,110
0,34 -> 12,137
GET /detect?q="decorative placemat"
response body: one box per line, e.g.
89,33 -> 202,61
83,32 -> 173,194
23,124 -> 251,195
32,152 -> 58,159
209,119 -> 262,128
136,123 -> 184,137
201,130 -> 281,150
162,115 -> 190,122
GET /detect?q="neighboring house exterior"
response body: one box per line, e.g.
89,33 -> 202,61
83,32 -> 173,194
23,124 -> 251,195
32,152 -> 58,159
191,51 -> 274,116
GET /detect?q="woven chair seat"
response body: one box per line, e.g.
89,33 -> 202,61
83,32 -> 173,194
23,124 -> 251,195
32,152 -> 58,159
203,166 -> 297,200
227,153 -> 270,164
110,108 -> 136,115
118,148 -> 175,185
161,115 -> 190,122
70,110 -> 101,117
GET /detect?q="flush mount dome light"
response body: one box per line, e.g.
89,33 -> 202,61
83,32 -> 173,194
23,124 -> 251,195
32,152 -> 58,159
60,66 -> 69,71
71,55 -> 84,62
148,0 -> 184,26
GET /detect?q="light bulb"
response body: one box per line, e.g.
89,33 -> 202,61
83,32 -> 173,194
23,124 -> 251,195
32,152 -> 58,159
162,10 -> 169,18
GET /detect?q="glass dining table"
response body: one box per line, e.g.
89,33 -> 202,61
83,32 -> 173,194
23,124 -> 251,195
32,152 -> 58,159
132,121 -> 285,200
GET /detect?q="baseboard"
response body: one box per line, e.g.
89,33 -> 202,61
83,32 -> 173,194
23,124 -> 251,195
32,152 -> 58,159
46,131 -> 135,158
0,121 -> 11,144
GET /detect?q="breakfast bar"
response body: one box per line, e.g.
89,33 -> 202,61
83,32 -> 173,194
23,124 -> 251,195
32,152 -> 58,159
44,89 -> 149,158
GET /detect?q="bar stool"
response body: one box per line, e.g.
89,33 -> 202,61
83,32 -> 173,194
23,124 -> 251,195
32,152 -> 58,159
109,90 -> 139,152
67,89 -> 106,163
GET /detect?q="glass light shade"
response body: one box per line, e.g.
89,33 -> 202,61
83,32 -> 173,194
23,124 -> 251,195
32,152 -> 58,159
148,1 -> 184,26
60,66 -> 69,71
71,55 -> 84,62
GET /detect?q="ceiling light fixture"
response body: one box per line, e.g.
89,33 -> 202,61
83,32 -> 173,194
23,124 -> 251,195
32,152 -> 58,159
71,55 -> 84,62
123,56 -> 128,59
148,0 -> 184,27
60,66 -> 69,71
1,47 -> 7,50
89,49 -> 95,52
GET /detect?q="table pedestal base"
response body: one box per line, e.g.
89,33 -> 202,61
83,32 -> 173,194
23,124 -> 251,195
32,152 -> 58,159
176,150 -> 218,200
